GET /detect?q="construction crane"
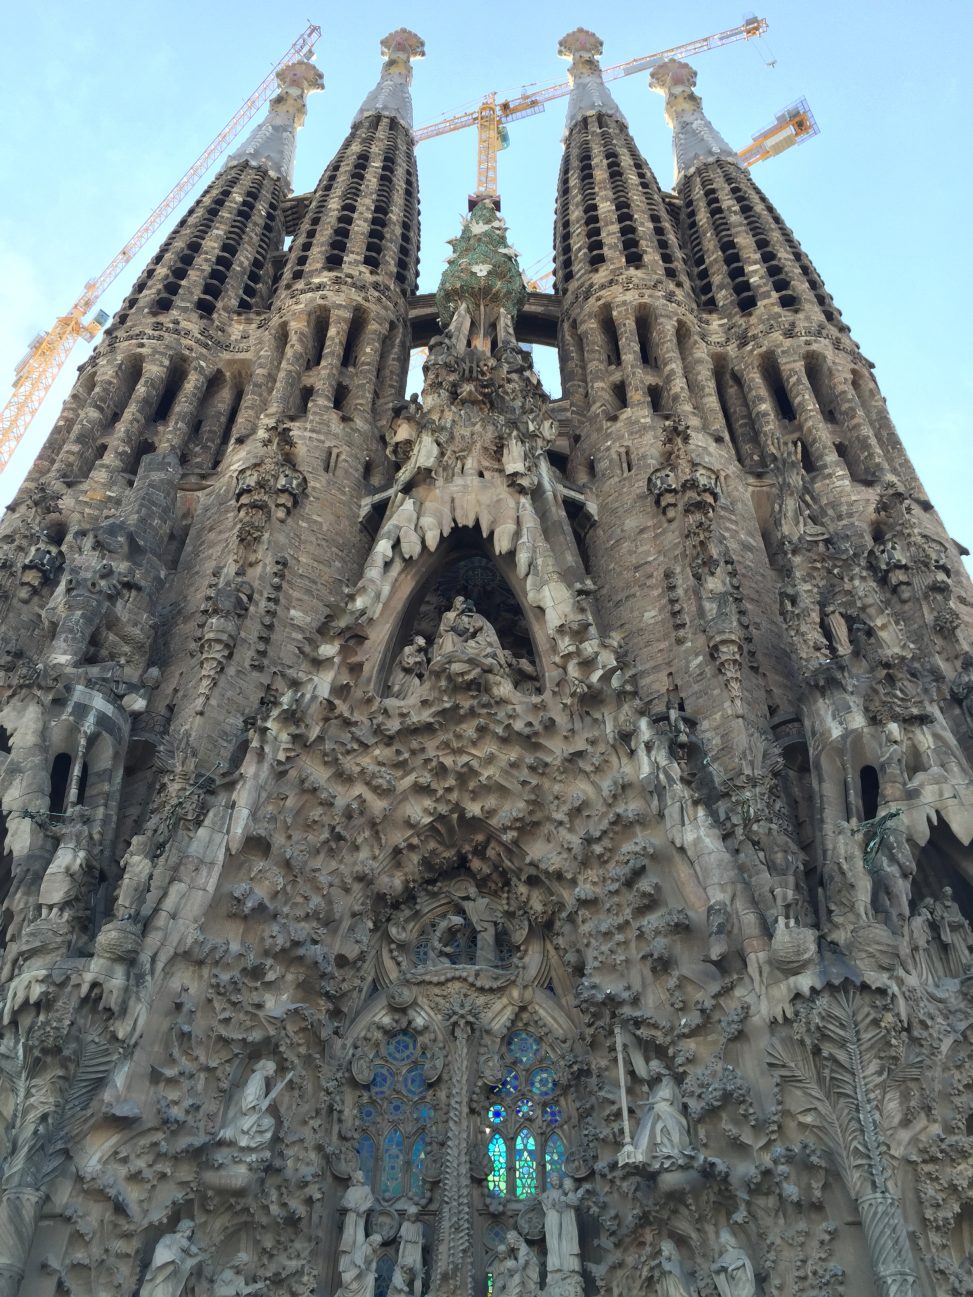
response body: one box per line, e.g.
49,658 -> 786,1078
737,98 -> 819,167
414,17 -> 770,208
0,22 -> 322,475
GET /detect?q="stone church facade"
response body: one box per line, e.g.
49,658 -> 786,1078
0,25 -> 972,1297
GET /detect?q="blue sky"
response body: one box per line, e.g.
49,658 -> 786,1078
2,0 -> 971,564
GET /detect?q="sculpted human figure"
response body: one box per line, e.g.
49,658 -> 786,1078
823,820 -> 872,941
656,1238 -> 698,1297
396,1203 -> 424,1297
909,898 -> 936,981
388,1260 -> 415,1297
540,1172 -> 582,1276
386,635 -> 428,701
933,886 -> 973,977
950,652 -> 973,736
710,1228 -> 757,1297
213,1253 -> 265,1296
429,596 -> 516,700
217,1059 -> 284,1152
502,1230 -> 540,1297
37,804 -> 99,923
338,1170 -> 375,1271
140,1221 -> 204,1297
631,1069 -> 692,1168
114,831 -> 157,922
336,1232 -> 382,1297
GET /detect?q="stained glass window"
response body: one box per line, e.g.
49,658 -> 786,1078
370,1065 -> 395,1097
410,1132 -> 426,1200
545,1132 -> 567,1181
507,1030 -> 541,1065
356,1032 -> 435,1202
514,1128 -> 537,1197
497,1067 -> 520,1097
487,1132 -> 507,1197
357,1132 -> 376,1184
386,1031 -> 418,1063
483,1030 -> 567,1199
380,1128 -> 404,1199
528,1066 -> 556,1098
402,1065 -> 427,1097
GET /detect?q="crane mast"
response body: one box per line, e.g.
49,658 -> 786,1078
0,21 -> 322,474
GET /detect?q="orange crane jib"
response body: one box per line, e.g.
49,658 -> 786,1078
0,21 -> 322,473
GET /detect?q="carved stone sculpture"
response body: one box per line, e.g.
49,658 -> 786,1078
216,1058 -> 283,1152
656,1239 -> 697,1297
710,1228 -> 757,1297
338,1171 -> 376,1273
950,652 -> 973,735
428,596 -> 517,701
336,1232 -> 382,1297
540,1172 -> 582,1285
396,1203 -> 424,1297
36,804 -> 99,925
631,1070 -> 693,1169
139,1221 -> 204,1297
213,1254 -> 265,1296
387,635 -> 428,701
933,886 -> 972,977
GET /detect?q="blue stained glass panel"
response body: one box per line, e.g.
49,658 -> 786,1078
357,1132 -> 376,1185
515,1098 -> 535,1119
360,1103 -> 378,1124
496,1067 -> 520,1097
545,1132 -> 567,1181
386,1031 -> 418,1063
542,1102 -> 562,1127
388,1098 -> 406,1118
507,1030 -> 541,1065
380,1128 -> 405,1199
528,1066 -> 556,1098
487,1132 -> 507,1197
485,1224 -> 508,1250
414,1101 -> 433,1125
370,1065 -> 395,1098
514,1128 -> 537,1198
410,1132 -> 426,1199
489,1104 -> 506,1124
402,1065 -> 427,1097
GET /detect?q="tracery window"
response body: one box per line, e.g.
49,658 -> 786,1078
484,1029 -> 566,1200
355,1029 -> 432,1204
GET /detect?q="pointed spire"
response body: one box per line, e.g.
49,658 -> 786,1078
649,59 -> 741,184
436,201 -> 526,345
227,61 -> 324,189
352,28 -> 425,131
558,28 -> 628,135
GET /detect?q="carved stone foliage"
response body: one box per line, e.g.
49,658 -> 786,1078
234,423 -> 307,568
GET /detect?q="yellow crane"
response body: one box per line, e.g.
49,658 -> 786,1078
737,98 -> 818,167
414,17 -> 770,207
0,21 -> 322,475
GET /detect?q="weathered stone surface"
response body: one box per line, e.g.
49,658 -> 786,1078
0,27 -> 971,1297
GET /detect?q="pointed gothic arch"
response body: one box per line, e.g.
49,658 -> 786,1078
359,530 -> 553,697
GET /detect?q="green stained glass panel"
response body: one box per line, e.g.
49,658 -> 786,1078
514,1127 -> 537,1198
487,1132 -> 506,1197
